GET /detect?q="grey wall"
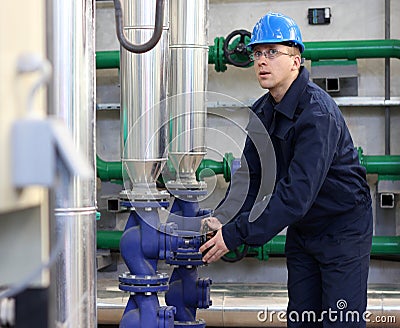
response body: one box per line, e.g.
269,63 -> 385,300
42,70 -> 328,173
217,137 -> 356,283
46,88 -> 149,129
95,0 -> 400,284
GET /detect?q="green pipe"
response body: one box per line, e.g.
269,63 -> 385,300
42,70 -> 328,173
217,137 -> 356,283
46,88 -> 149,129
96,231 -> 400,258
96,50 -> 120,69
96,155 -> 122,181
201,159 -> 223,174
303,39 -> 400,61
362,155 -> 400,175
232,236 -> 400,261
98,150 -> 400,181
358,148 -> 400,175
371,236 -> 400,255
196,153 -> 234,182
96,39 -> 400,71
97,230 -> 122,250
97,153 -> 234,183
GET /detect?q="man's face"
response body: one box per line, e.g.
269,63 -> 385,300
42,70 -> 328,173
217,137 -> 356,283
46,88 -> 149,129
252,44 -> 300,91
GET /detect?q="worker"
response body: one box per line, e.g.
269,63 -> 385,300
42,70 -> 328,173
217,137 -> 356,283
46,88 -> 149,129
199,12 -> 373,328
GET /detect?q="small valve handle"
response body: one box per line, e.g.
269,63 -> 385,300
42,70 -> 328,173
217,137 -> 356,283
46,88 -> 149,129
223,29 -> 252,67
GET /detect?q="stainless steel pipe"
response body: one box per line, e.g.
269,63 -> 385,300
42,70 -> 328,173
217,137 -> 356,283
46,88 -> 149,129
46,0 -> 97,326
120,0 -> 169,189
98,283 -> 400,327
168,0 -> 208,182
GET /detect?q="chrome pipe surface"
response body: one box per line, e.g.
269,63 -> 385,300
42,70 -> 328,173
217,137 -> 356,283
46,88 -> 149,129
121,0 -> 169,186
53,209 -> 97,327
170,0 -> 208,46
47,0 -> 96,209
168,0 -> 208,177
46,0 -> 97,326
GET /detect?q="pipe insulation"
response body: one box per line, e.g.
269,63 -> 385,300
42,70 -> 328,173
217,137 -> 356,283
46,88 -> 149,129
46,0 -> 97,326
120,0 -> 169,190
167,0 -> 209,183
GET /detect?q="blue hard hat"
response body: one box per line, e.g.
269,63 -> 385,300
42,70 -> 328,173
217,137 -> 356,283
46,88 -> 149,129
247,12 -> 305,53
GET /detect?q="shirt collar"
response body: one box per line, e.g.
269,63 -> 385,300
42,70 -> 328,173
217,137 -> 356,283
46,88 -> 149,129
269,66 -> 309,120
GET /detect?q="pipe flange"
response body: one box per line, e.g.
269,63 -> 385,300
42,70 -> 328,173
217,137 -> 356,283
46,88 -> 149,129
166,256 -> 204,267
174,319 -> 206,327
119,272 -> 169,285
118,272 -> 170,293
119,283 -> 169,293
167,187 -> 208,199
120,200 -> 170,209
119,189 -> 170,202
166,180 -> 207,192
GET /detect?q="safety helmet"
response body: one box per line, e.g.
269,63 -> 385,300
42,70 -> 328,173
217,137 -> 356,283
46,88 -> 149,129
247,12 -> 305,53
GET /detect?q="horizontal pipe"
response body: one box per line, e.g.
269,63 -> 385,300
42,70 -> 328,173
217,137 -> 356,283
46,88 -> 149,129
97,231 -> 400,256
362,155 -> 400,175
97,154 -> 233,182
303,39 -> 400,61
371,236 -> 400,255
358,148 -> 400,175
98,283 -> 400,327
96,50 -> 119,69
96,39 -> 400,69
97,152 -> 400,183
97,230 -> 122,250
96,155 -> 122,181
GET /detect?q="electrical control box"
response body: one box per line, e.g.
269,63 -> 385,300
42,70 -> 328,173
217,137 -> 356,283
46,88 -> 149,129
308,8 -> 331,25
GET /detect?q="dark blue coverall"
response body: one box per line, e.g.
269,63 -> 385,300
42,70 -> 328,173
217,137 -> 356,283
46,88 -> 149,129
215,66 -> 373,327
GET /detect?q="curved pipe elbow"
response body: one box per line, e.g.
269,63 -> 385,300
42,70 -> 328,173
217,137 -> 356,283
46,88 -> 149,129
120,225 -> 156,275
113,0 -> 165,54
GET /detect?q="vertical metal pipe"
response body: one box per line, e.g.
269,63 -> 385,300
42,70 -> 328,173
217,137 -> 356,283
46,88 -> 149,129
120,0 -> 169,190
385,0 -> 391,155
46,0 -> 97,326
168,0 -> 209,182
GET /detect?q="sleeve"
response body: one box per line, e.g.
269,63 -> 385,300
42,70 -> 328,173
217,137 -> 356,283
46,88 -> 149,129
222,111 -> 341,250
213,133 -> 261,225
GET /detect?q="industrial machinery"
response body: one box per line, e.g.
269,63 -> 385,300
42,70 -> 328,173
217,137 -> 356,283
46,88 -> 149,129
112,0 -> 212,326
2,0 -> 400,328
95,1 -> 400,327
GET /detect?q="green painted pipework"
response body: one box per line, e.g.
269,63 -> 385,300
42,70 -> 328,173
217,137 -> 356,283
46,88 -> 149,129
358,148 -> 400,176
96,155 -> 122,182
96,231 -> 400,259
303,39 -> 400,61
97,153 -> 234,183
196,152 -> 234,182
96,39 -> 400,71
98,149 -> 400,182
96,50 -> 120,69
372,236 -> 400,255
97,230 -> 122,250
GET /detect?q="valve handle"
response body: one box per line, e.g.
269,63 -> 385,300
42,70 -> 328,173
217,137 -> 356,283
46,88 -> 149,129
223,29 -> 252,67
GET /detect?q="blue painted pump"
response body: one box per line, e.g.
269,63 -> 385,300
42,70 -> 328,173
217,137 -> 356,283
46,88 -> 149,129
118,196 -> 212,328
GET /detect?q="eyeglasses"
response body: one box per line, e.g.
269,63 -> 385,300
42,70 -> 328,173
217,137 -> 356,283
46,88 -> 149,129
250,49 -> 294,61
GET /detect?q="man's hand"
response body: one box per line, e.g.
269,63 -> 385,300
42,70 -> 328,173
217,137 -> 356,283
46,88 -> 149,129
200,217 -> 223,233
199,229 -> 229,264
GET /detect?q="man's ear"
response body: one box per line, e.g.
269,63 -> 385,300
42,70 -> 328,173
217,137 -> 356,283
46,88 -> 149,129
292,55 -> 302,70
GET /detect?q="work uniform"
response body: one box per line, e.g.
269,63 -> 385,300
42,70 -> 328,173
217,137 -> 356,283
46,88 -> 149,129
215,66 -> 373,327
